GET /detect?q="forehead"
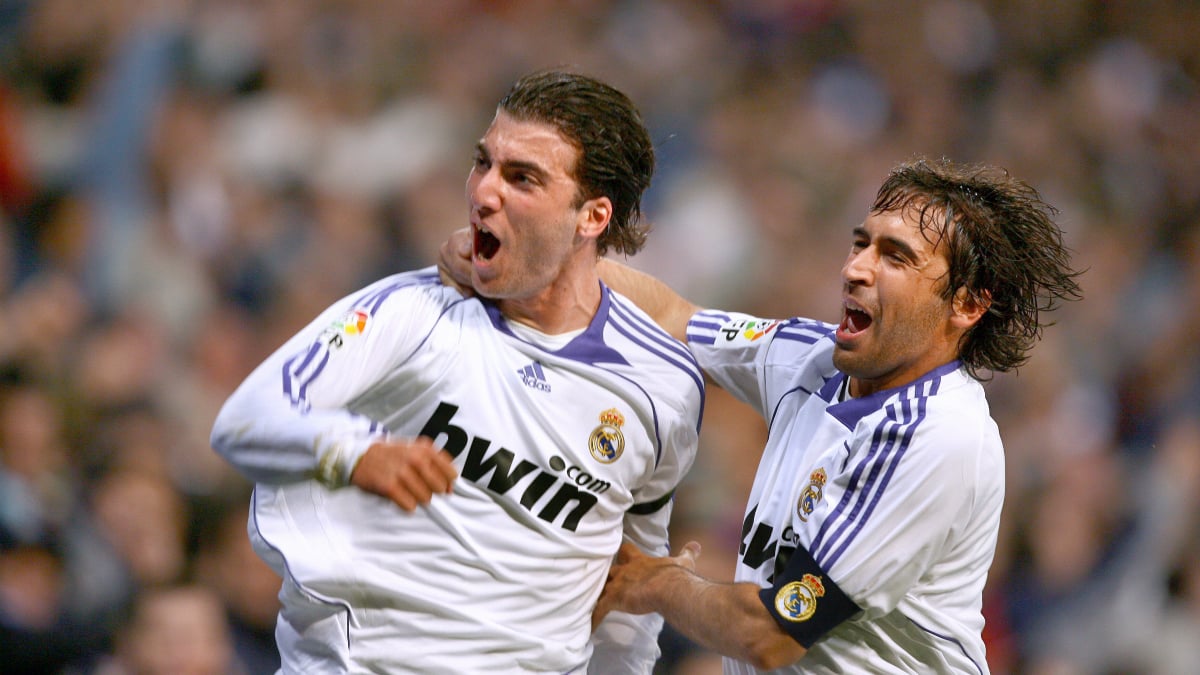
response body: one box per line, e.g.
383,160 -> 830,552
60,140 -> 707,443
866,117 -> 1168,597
861,207 -> 949,258
480,111 -> 579,175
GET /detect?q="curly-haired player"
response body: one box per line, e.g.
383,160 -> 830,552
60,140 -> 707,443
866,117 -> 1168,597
590,157 -> 1083,673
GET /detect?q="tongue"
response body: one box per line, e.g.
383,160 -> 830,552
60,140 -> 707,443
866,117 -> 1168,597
845,310 -> 871,334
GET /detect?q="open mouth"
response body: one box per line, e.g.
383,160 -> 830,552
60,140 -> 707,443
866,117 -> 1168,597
474,226 -> 500,261
840,306 -> 872,335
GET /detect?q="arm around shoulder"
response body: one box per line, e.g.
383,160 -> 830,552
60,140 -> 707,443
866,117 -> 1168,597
598,258 -> 700,343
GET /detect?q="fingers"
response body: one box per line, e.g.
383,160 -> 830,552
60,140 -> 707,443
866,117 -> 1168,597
432,449 -> 459,487
438,228 -> 475,294
351,439 -> 459,512
405,439 -> 458,495
677,540 -> 702,570
389,482 -> 421,513
591,593 -> 611,631
615,540 -> 641,563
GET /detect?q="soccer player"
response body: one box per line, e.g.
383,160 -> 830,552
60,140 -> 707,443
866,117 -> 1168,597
444,158 -> 1081,672
211,71 -> 703,673
593,158 -> 1083,673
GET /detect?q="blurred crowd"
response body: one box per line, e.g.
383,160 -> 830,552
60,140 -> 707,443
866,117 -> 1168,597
0,1 -> 1197,673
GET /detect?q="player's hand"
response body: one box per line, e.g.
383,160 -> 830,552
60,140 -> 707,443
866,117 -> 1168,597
350,438 -> 458,511
592,540 -> 701,628
438,228 -> 474,297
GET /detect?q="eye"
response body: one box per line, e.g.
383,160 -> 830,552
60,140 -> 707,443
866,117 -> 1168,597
508,169 -> 541,188
472,152 -> 490,170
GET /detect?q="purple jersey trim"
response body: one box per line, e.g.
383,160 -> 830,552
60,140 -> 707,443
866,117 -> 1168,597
810,371 -> 950,568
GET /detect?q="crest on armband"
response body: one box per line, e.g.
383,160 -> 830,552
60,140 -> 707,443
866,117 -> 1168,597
775,574 -> 826,622
588,408 -> 626,463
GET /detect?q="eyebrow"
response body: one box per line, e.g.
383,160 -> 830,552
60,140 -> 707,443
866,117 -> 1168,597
852,225 -> 920,261
474,141 -> 549,180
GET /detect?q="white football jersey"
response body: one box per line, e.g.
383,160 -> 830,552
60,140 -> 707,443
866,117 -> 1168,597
686,310 -> 1002,675
211,268 -> 704,674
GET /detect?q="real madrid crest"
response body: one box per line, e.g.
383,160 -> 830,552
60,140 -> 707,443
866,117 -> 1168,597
774,573 -> 826,623
589,408 -> 626,463
797,467 -> 827,522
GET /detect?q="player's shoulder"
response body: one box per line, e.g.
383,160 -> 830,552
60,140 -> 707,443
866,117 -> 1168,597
349,266 -> 469,317
604,289 -> 700,370
919,367 -> 993,424
603,289 -> 705,410
687,308 -> 834,353
902,368 -> 1002,466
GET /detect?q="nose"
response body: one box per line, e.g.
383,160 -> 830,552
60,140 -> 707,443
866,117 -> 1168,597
842,248 -> 874,286
468,165 -> 502,213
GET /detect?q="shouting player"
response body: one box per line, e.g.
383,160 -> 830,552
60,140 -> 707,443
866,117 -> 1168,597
211,70 -> 702,674
444,157 -> 1082,672
584,158 -> 1083,673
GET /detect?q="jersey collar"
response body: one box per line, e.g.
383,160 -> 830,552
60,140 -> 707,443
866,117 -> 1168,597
826,359 -> 962,430
482,284 -> 630,366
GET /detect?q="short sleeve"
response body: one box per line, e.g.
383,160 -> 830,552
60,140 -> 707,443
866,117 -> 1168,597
685,309 -> 782,416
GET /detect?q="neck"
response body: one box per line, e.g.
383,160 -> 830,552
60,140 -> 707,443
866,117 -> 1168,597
499,273 -> 602,335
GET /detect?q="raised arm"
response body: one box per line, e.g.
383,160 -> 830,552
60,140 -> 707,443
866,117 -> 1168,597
596,259 -> 699,343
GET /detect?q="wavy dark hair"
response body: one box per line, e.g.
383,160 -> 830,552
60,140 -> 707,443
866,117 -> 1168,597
872,157 -> 1084,379
498,70 -> 654,256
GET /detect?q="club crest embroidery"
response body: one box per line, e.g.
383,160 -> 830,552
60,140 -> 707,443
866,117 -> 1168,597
797,468 -> 827,522
321,309 -> 370,349
589,408 -> 626,463
775,573 -> 826,623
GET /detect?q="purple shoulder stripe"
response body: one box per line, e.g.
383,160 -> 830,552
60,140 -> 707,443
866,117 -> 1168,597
279,270 -> 446,411
810,376 -> 942,569
354,271 -> 441,315
609,298 -> 706,434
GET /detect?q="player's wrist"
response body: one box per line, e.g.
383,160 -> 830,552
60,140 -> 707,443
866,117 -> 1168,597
316,436 -> 376,488
644,559 -> 694,608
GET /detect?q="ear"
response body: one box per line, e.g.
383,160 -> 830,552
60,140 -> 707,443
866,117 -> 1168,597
950,287 -> 990,330
576,196 -> 612,241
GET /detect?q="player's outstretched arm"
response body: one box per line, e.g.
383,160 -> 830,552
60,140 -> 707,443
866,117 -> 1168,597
596,259 -> 699,343
594,542 -> 807,671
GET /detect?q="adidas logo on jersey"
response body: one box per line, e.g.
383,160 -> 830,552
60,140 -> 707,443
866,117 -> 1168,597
517,362 -> 551,392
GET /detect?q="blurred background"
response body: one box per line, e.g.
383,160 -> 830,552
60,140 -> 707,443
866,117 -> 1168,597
0,1 -> 1197,673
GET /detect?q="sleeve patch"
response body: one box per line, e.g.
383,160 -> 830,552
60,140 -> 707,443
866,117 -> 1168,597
716,318 -> 779,345
319,308 -> 371,349
757,543 -> 861,648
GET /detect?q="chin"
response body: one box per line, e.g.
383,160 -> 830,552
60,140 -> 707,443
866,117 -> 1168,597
831,348 -> 861,375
